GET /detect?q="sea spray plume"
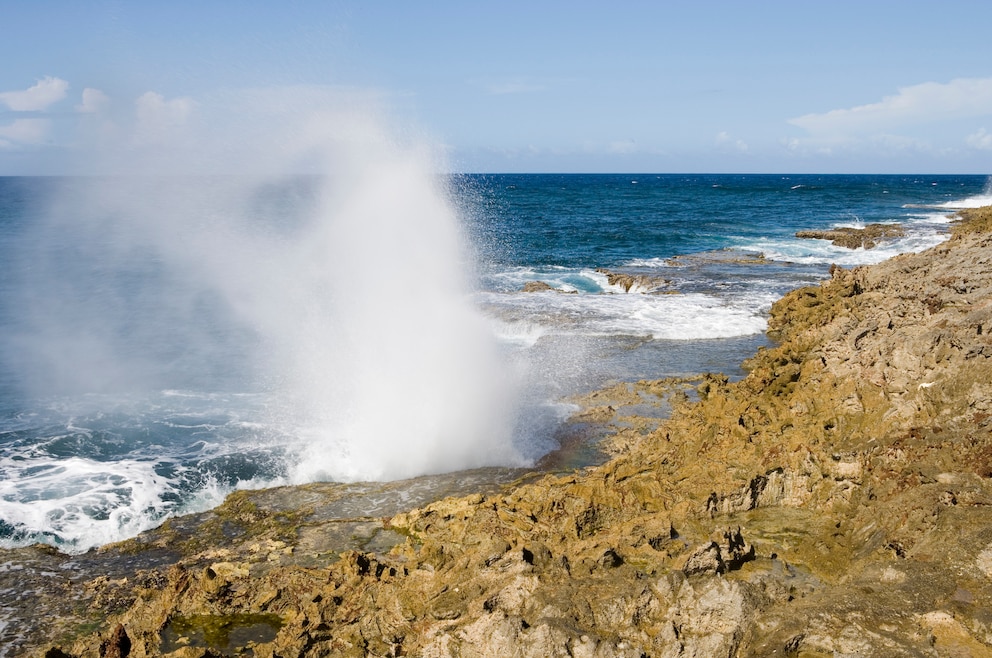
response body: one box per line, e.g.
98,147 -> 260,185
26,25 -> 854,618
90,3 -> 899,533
4,99 -> 525,493
6,176 -> 274,396
276,128 -> 525,481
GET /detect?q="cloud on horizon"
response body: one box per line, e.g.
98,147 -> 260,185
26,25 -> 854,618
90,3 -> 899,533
132,91 -> 197,146
716,131 -> 748,153
789,77 -> 992,136
607,139 -> 638,155
967,128 -> 992,151
0,118 -> 52,149
0,77 -> 69,112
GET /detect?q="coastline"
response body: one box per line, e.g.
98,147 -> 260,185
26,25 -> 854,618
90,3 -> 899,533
12,206 -> 992,656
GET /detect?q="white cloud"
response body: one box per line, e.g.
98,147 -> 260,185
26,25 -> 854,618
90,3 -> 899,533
782,131 -> 955,163
716,131 -> 748,153
0,118 -> 52,148
967,128 -> 992,150
76,88 -> 110,114
0,77 -> 69,112
109,85 -> 408,174
607,139 -> 637,154
789,77 -> 992,136
133,91 -> 197,146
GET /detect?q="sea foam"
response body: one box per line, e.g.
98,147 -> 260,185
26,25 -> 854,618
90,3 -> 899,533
0,99 -> 526,552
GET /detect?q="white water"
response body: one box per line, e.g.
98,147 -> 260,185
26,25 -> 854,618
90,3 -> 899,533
480,288 -> 772,342
0,103 -> 527,552
935,189 -> 992,209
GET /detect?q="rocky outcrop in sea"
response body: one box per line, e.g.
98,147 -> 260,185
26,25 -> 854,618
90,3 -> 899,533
18,207 -> 992,657
795,222 -> 905,249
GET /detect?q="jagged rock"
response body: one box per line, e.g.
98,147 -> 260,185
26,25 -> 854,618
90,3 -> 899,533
722,527 -> 756,571
683,541 -> 725,576
12,208 -> 992,657
43,649 -> 75,658
522,280 -> 555,292
97,625 -> 130,658
595,268 -> 669,293
681,528 -> 754,576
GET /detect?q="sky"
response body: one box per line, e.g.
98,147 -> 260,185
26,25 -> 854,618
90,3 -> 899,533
1,0 -> 991,174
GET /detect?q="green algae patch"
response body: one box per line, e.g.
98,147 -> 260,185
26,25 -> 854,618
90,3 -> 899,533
159,613 -> 283,653
174,490 -> 312,556
33,210 -> 992,658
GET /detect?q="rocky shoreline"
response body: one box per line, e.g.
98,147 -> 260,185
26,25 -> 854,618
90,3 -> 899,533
795,222 -> 905,249
12,207 -> 992,657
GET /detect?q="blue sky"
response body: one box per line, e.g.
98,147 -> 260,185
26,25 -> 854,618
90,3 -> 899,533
1,1 -> 991,174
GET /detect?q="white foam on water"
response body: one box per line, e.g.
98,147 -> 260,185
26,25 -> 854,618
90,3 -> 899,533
488,317 -> 548,348
620,293 -> 771,340
486,266 -> 607,294
907,211 -> 955,225
0,406 -> 294,553
0,91 -> 527,549
904,179 -> 992,210
622,257 -> 676,269
584,269 -> 662,295
0,455 -> 176,552
739,213 -> 951,267
480,288 -> 772,342
933,193 -> 992,209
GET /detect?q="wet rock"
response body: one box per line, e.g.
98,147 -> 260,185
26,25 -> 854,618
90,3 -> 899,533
522,280 -> 555,292
795,223 -> 904,249
14,207 -> 992,658
595,268 -> 669,293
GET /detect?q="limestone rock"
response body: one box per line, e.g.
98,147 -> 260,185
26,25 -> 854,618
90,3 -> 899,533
795,222 -> 904,249
97,625 -> 130,658
11,208 -> 992,657
522,280 -> 555,292
595,268 -> 669,293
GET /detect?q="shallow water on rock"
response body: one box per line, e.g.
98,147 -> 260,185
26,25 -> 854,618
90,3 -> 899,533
160,613 -> 284,654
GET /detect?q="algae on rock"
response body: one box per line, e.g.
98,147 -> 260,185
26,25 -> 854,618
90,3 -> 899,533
26,209 -> 992,657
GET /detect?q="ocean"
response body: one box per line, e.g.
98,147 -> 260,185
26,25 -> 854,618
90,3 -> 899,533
1,172 -> 989,553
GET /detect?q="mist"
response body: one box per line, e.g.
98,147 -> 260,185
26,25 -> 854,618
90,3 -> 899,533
2,91 -> 526,483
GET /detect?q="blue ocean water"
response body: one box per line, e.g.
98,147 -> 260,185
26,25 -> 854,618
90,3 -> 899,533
0,173 -> 989,552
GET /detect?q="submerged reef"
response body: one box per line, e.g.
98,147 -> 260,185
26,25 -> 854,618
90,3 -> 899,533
15,207 -> 992,657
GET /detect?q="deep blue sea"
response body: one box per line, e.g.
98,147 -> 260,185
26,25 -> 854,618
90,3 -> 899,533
1,172 -> 989,552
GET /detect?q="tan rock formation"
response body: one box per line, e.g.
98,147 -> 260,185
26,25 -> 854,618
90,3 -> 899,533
23,209 -> 992,657
595,268 -> 669,293
796,222 -> 905,249
521,280 -> 555,292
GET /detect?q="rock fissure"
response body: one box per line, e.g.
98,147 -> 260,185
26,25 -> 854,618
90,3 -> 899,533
16,207 -> 992,657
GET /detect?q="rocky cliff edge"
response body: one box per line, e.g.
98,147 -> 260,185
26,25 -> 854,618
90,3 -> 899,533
33,207 -> 992,657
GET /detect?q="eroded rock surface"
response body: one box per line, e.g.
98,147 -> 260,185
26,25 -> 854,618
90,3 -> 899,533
795,222 -> 905,249
21,208 -> 992,657
521,280 -> 556,292
595,268 -> 671,293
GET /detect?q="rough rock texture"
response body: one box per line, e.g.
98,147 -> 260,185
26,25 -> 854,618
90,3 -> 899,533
521,280 -> 556,292
22,208 -> 992,657
796,222 -> 905,249
595,268 -> 670,293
